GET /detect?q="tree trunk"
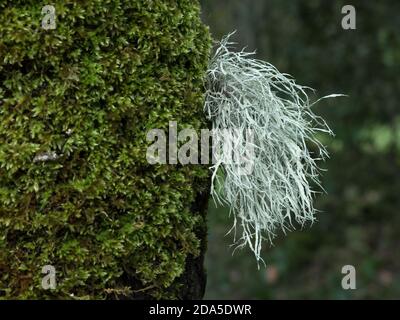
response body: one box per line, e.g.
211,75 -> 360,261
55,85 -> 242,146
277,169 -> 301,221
0,1 -> 211,300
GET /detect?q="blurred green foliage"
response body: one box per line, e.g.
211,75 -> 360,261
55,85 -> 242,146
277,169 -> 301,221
202,0 -> 400,299
0,0 -> 211,299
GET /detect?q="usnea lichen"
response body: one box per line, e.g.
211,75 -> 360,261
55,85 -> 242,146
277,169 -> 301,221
205,34 -> 340,265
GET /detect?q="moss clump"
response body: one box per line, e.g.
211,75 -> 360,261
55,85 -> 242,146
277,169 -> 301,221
0,0 -> 211,299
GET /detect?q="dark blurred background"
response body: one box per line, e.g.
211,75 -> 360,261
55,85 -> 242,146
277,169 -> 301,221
201,0 -> 400,299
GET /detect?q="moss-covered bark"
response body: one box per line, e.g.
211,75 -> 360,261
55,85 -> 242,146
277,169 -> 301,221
0,0 -> 211,299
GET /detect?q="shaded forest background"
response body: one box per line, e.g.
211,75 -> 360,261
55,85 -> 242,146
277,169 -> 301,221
201,0 -> 400,299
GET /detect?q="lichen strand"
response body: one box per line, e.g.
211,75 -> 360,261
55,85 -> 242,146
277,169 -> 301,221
0,0 -> 211,299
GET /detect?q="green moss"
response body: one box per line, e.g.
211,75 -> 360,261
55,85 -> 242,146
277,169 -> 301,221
0,0 -> 211,299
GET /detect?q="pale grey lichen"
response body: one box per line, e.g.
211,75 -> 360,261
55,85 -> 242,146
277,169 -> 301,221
205,33 -> 342,265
